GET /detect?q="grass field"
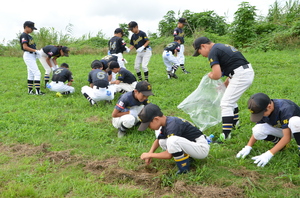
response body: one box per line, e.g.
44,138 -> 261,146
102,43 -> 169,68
0,50 -> 300,197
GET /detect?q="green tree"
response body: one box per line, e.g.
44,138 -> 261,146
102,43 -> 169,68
158,10 -> 177,37
229,2 -> 257,47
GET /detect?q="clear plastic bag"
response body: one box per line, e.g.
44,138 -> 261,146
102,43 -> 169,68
177,74 -> 226,131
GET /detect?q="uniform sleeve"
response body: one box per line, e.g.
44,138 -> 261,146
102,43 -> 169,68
173,28 -> 178,36
88,72 -> 92,83
280,107 -> 295,129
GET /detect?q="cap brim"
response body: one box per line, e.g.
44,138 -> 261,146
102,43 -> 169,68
193,49 -> 200,57
141,91 -> 154,96
138,122 -> 150,131
64,53 -> 69,57
250,111 -> 264,122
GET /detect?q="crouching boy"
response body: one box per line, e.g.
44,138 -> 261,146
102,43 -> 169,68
138,104 -> 210,174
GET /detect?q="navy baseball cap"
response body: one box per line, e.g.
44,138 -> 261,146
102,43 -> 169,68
128,21 -> 138,30
178,18 -> 187,25
62,46 -> 70,57
114,28 -> 124,36
248,93 -> 271,122
24,21 -> 37,30
192,37 -> 211,57
135,81 -> 154,96
138,104 -> 163,131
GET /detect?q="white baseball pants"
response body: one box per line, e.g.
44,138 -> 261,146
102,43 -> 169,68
112,105 -> 144,129
48,81 -> 75,93
114,81 -> 137,93
39,49 -> 57,75
134,48 -> 152,73
81,85 -> 115,101
176,44 -> 185,65
23,51 -> 41,81
159,135 -> 209,159
221,64 -> 254,117
252,117 -> 300,140
112,53 -> 126,69
162,51 -> 180,71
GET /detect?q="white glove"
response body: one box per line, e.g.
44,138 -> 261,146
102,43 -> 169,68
236,145 -> 252,158
35,50 -> 42,59
125,46 -> 130,53
136,46 -> 144,53
251,150 -> 273,167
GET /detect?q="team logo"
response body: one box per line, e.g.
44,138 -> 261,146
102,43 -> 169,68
147,85 -> 151,90
96,71 -> 106,79
248,109 -> 254,113
48,52 -> 53,56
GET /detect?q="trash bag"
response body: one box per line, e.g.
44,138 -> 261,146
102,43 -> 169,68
177,74 -> 226,131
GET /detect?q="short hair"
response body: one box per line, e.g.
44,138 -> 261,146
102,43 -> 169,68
60,63 -> 69,68
108,61 -> 120,70
91,60 -> 103,69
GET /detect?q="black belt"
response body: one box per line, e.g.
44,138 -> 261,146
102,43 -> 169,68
28,51 -> 36,54
229,64 -> 249,77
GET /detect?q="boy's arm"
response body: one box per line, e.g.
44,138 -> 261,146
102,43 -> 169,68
110,80 -> 121,84
208,64 -> 222,80
112,108 -> 129,118
251,128 -> 291,167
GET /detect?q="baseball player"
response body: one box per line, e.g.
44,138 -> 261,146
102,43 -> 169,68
162,36 -> 182,79
20,21 -> 44,95
100,54 -> 118,82
237,93 -> 300,167
108,28 -> 129,68
138,104 -> 209,174
39,45 -> 70,87
81,60 -> 115,106
109,61 -> 137,93
112,80 -> 153,138
47,63 -> 75,95
173,18 -> 190,74
193,37 -> 255,141
127,21 -> 152,82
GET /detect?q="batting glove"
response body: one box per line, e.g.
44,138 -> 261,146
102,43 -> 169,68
251,150 -> 273,167
236,145 -> 252,158
125,46 -> 130,53
136,46 -> 144,53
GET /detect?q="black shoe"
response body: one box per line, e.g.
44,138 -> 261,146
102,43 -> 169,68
183,70 -> 190,74
36,92 -> 45,95
170,73 -> 178,79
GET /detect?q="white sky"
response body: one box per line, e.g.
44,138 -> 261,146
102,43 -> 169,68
0,0 -> 276,45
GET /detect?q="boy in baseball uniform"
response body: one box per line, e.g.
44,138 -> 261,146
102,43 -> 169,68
127,21 -> 152,82
162,36 -> 182,79
193,37 -> 255,141
38,45 -> 70,87
108,28 -> 129,69
237,93 -> 300,167
173,18 -> 190,74
20,21 -> 44,95
81,60 -> 116,106
112,81 -> 153,138
47,63 -> 75,95
109,61 -> 137,93
138,104 -> 209,174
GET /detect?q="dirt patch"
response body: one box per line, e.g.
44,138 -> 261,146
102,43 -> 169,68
0,143 -> 49,156
85,116 -> 100,123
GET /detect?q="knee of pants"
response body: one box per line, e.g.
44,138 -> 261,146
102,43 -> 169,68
166,136 -> 181,152
70,87 -> 75,93
121,114 -> 136,129
159,139 -> 167,150
289,116 -> 300,133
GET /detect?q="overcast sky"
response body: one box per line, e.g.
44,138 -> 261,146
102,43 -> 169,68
0,0 -> 276,45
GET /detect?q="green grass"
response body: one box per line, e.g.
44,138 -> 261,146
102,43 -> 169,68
0,50 -> 300,197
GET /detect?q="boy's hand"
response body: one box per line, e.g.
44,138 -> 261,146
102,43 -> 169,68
236,145 -> 252,158
140,153 -> 152,165
251,150 -> 273,167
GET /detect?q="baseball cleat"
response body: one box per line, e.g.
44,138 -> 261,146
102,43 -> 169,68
89,99 -> 97,106
117,129 -> 126,138
56,92 -> 63,97
183,70 -> 191,74
36,92 -> 45,95
170,73 -> 178,79
28,90 -> 35,95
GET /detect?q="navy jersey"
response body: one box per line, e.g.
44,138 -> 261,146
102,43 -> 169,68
52,67 -> 73,83
19,32 -> 36,51
164,41 -> 180,54
157,117 -> 203,142
88,69 -> 109,88
114,91 -> 149,112
108,36 -> 126,54
42,45 -> 61,58
258,99 -> 300,129
208,43 -> 249,77
116,68 -> 137,84
173,27 -> 185,44
130,30 -> 149,49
